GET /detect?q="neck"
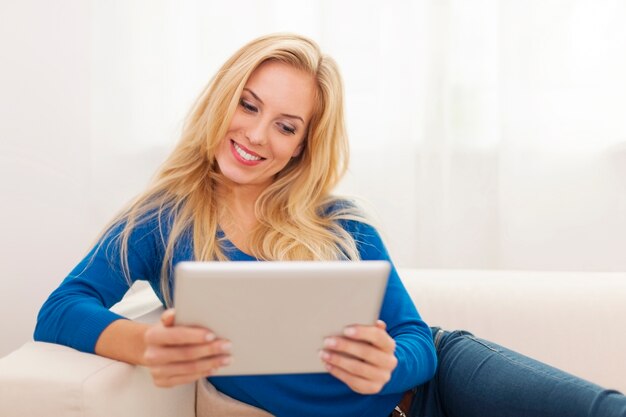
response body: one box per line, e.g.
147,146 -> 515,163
218,182 -> 263,215
216,182 -> 268,256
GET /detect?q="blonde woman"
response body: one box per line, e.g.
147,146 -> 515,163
35,34 -> 626,417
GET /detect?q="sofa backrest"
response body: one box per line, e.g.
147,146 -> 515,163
399,268 -> 626,393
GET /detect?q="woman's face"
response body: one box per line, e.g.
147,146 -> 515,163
215,60 -> 316,191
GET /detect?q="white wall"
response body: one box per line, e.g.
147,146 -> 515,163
0,1 -> 95,356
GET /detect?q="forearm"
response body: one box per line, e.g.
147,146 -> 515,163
95,319 -> 151,365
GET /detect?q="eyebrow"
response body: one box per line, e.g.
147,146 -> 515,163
243,88 -> 305,123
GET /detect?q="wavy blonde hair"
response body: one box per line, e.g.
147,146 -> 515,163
103,33 -> 368,306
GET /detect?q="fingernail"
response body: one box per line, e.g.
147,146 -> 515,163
221,342 -> 232,352
324,337 -> 337,347
221,356 -> 232,366
205,333 -> 216,342
319,350 -> 330,360
344,327 -> 357,337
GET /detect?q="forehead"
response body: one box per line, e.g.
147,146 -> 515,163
244,61 -> 317,122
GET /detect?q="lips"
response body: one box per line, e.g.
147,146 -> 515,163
230,140 -> 265,165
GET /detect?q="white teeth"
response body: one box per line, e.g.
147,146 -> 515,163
233,142 -> 262,161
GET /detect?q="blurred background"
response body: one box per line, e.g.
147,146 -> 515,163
1,0 -> 625,356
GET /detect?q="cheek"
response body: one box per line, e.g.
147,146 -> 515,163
226,112 -> 244,133
272,139 -> 302,161
219,114 -> 244,150
276,130 -> 306,158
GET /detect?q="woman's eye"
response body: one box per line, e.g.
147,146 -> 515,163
240,99 -> 257,113
278,123 -> 296,135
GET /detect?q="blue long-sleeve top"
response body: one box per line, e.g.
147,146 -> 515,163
35,211 -> 437,417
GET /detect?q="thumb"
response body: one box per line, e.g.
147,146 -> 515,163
161,308 -> 176,327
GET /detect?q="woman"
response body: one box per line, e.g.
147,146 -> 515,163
35,33 -> 625,417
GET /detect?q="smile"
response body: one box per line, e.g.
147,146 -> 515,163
231,140 -> 265,161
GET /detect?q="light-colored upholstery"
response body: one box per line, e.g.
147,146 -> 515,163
1,269 -> 624,416
0,283 -> 195,417
403,270 -> 626,392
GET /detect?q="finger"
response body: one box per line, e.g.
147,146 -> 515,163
320,348 -> 390,381
323,360 -> 386,395
342,325 -> 396,353
145,325 -> 216,346
323,336 -> 397,370
153,369 -> 222,388
144,339 -> 232,365
153,373 -> 207,388
161,309 -> 176,327
151,354 -> 232,381
375,320 -> 386,330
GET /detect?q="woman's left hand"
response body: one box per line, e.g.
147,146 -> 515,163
320,320 -> 398,394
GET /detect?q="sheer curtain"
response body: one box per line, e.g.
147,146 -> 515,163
407,0 -> 626,270
89,0 -> 626,270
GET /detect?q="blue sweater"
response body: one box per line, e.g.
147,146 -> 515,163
35,213 -> 437,417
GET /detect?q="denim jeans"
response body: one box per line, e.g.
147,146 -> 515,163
407,328 -> 626,417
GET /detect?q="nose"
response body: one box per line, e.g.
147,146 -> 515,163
245,119 -> 268,146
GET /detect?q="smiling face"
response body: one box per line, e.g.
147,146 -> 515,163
215,60 -> 317,192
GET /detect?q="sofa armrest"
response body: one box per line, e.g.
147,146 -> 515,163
0,282 -> 195,417
0,342 -> 195,417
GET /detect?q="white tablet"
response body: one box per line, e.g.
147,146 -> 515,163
173,260 -> 390,376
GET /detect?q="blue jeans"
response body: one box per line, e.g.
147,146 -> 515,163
407,328 -> 626,417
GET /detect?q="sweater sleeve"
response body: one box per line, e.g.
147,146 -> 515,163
349,220 -> 437,394
33,218 -> 163,353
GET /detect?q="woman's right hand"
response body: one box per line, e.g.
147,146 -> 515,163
142,308 -> 233,387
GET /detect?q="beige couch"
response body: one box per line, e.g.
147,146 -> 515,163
1,269 -> 624,416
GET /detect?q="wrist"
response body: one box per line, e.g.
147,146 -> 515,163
95,319 -> 151,365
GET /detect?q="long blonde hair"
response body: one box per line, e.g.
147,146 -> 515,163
104,33 -> 368,306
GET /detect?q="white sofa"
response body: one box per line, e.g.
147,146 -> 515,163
1,269 -> 625,416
